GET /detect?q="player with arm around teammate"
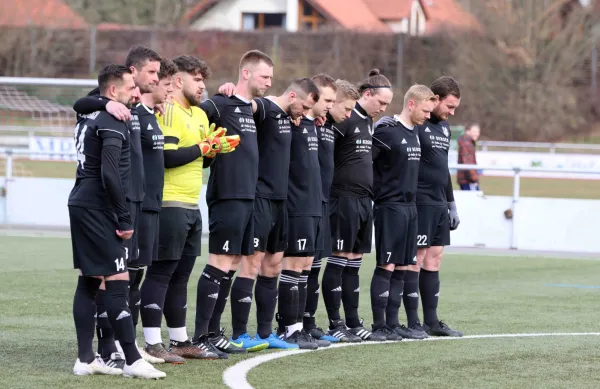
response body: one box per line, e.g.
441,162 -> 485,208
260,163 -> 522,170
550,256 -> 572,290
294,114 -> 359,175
323,69 -> 394,342
376,76 -> 463,337
69,65 -> 165,379
370,85 -> 437,341
303,79 -> 361,343
193,50 -> 274,357
72,45 -> 162,366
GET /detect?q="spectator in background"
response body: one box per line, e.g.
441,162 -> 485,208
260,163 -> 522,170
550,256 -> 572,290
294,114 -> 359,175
457,123 -> 480,191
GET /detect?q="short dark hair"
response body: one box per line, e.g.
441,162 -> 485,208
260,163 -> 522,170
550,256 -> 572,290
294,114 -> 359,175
172,55 -> 211,79
357,68 -> 392,96
430,76 -> 461,100
125,45 -> 161,69
311,74 -> 338,93
239,50 -> 274,70
158,58 -> 177,80
98,64 -> 132,95
288,77 -> 320,102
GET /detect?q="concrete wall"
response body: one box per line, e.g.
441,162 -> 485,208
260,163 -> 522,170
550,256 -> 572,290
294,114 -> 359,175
2,177 -> 599,254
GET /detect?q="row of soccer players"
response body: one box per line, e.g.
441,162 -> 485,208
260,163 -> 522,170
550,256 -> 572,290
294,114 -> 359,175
68,45 -> 462,379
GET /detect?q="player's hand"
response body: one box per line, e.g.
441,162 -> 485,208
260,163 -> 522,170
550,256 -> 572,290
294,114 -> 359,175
154,103 -> 165,116
218,82 -> 236,96
374,115 -> 397,129
116,229 -> 134,240
106,101 -> 131,121
290,116 -> 301,126
448,201 -> 460,230
211,135 -> 240,154
315,116 -> 326,127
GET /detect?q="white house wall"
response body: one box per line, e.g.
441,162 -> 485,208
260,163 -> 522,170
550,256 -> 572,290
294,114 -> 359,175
190,0 -> 289,30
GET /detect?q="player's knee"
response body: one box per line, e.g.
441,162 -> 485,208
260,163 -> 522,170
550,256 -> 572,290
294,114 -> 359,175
407,263 -> 421,272
378,263 -> 395,272
208,253 -> 235,273
395,265 -> 408,271
239,255 -> 261,279
261,254 -> 283,277
104,272 -> 129,282
146,260 -> 178,284
423,247 -> 443,270
282,258 -> 303,273
302,256 -> 314,271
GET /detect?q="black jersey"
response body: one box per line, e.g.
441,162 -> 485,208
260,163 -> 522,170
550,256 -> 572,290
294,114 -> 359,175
201,94 -> 258,204
137,103 -> 164,212
254,97 -> 292,199
317,114 -> 336,202
128,106 -> 144,202
287,116 -> 322,216
417,115 -> 452,205
68,111 -> 131,227
372,118 -> 421,204
330,103 -> 373,198
72,91 -> 144,203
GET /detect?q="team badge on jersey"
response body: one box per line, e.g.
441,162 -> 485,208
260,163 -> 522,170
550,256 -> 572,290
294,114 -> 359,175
442,126 -> 449,137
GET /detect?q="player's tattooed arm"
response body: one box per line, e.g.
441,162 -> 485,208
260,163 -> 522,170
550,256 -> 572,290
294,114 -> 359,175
73,93 -> 131,121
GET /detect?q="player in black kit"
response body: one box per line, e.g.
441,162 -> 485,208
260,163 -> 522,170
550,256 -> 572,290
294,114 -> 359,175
69,64 -> 165,379
323,69 -> 393,342
377,76 -> 463,338
274,74 -> 335,350
303,79 -> 360,343
194,50 -> 274,356
370,85 -> 437,341
72,45 -> 162,367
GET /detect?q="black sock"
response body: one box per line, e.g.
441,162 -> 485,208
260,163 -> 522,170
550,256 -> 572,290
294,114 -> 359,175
208,270 -> 234,335
321,256 -> 347,326
386,270 -> 405,328
104,280 -> 141,365
297,270 -> 310,324
420,269 -> 441,327
304,257 -> 321,329
128,266 -> 144,329
73,276 -> 102,363
370,267 -> 392,329
95,289 -> 117,359
140,260 -> 178,330
164,255 -> 196,330
278,270 -> 300,329
194,265 -> 226,339
231,277 -> 255,339
255,275 -> 278,339
403,270 -> 421,326
342,258 -> 362,328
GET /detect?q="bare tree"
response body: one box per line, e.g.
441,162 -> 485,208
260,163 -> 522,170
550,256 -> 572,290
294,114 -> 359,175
449,0 -> 595,141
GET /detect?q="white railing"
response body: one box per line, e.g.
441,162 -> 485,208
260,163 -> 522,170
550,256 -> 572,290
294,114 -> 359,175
477,140 -> 600,153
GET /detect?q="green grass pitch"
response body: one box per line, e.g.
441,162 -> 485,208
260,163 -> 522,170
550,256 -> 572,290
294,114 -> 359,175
1,236 -> 600,388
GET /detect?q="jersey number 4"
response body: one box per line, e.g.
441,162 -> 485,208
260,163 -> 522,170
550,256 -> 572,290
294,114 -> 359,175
74,123 -> 87,169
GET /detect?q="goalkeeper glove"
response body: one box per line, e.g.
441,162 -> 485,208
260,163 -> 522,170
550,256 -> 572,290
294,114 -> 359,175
448,201 -> 460,230
204,123 -> 240,154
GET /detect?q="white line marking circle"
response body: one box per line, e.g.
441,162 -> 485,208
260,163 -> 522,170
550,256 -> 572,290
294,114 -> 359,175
223,332 -> 600,389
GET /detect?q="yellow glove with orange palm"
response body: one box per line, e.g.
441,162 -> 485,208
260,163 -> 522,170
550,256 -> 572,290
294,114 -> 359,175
198,123 -> 240,158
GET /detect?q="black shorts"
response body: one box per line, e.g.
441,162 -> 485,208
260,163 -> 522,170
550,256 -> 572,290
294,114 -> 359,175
284,216 -> 320,257
129,210 -> 159,267
315,201 -> 331,260
329,196 -> 373,254
209,199 -> 254,256
69,206 -> 128,277
374,203 -> 418,266
125,201 -> 141,261
157,207 -> 202,261
253,197 -> 287,254
416,204 -> 450,248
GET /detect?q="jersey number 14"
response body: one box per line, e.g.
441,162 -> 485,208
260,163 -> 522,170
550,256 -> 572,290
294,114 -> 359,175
74,123 -> 87,169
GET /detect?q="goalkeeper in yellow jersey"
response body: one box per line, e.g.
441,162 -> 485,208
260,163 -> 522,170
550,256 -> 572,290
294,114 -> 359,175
139,55 -> 239,361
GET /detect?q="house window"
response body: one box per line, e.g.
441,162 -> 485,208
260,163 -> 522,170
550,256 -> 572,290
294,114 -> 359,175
242,13 -> 286,30
298,0 -> 326,31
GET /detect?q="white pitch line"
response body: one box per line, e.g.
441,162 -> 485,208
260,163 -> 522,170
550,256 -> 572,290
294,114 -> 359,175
223,332 -> 600,389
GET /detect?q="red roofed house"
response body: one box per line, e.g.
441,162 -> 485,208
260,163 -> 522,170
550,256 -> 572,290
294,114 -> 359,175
0,0 -> 88,29
181,0 -> 480,35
